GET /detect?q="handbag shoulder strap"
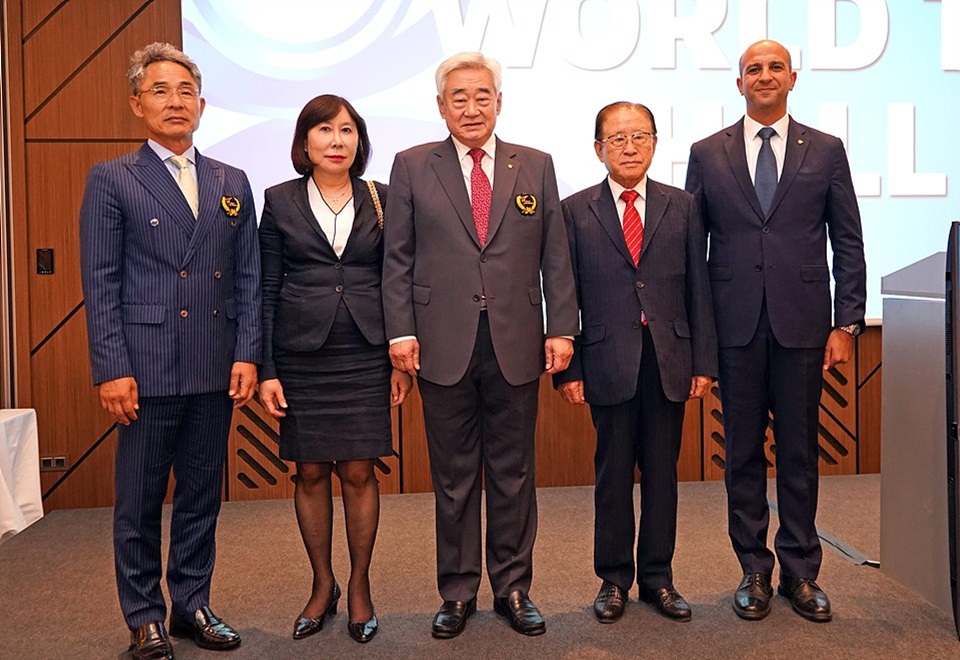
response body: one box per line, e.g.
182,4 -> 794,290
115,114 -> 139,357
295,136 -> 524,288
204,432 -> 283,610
365,180 -> 384,230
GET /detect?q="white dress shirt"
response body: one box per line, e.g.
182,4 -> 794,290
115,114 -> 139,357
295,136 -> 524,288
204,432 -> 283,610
307,178 -> 355,258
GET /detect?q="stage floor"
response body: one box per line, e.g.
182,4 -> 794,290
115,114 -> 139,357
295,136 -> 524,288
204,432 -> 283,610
1,475 -> 956,659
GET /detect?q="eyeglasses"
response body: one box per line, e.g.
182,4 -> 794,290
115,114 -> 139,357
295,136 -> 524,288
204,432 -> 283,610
136,85 -> 200,102
597,131 -> 656,150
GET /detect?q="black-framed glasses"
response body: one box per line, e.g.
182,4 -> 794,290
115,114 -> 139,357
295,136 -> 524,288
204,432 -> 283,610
598,131 -> 656,150
136,85 -> 200,102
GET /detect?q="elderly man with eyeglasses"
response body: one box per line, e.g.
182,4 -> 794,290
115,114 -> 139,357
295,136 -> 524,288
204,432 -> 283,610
80,42 -> 260,659
553,101 -> 717,624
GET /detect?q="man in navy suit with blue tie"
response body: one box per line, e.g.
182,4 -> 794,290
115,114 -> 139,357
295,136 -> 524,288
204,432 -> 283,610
685,40 -> 866,623
555,102 -> 717,624
80,43 -> 260,659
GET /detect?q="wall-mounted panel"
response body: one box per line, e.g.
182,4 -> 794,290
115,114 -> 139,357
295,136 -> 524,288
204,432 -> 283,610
22,0 -> 153,119
25,0 -> 181,139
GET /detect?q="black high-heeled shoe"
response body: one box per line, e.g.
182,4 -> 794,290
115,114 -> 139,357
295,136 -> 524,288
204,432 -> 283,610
292,583 -> 341,640
347,613 -> 378,643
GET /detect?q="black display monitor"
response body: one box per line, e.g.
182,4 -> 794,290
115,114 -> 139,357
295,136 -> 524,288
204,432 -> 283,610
945,220 -> 960,640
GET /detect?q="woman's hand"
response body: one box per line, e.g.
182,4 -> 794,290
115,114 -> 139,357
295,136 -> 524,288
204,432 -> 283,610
260,378 -> 288,418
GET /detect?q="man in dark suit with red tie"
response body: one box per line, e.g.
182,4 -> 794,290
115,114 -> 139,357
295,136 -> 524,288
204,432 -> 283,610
555,102 -> 717,624
685,40 -> 866,623
382,51 -> 579,638
80,43 -> 260,659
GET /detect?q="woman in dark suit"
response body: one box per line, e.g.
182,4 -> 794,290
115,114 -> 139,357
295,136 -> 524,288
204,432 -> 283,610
259,95 -> 412,644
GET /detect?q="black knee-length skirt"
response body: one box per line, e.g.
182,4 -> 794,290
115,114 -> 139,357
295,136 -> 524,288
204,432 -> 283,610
274,302 -> 392,463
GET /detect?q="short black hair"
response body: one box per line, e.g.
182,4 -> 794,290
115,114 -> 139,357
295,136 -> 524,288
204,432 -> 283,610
594,102 -> 657,141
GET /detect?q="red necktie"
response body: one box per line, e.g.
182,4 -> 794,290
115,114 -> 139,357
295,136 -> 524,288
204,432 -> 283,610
469,148 -> 491,246
620,189 -> 643,266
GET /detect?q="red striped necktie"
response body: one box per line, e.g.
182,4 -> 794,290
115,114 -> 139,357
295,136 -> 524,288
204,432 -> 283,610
620,189 -> 643,266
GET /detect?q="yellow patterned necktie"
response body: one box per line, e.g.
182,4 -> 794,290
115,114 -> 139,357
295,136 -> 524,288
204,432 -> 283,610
170,155 -> 199,218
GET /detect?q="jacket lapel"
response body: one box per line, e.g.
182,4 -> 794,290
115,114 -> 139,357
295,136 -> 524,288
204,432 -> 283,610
339,178 -> 371,259
589,180 -> 635,267
127,143 -> 196,238
723,119 -> 766,222
431,138 -> 477,246
640,179 -> 669,260
486,138 -> 518,246
182,151 -> 224,265
292,175 -> 331,245
767,119 -> 809,220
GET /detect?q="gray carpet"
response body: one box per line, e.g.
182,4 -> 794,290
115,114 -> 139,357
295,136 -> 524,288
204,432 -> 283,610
0,475 -> 956,659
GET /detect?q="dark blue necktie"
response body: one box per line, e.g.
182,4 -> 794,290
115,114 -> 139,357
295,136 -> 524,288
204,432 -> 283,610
755,127 -> 777,216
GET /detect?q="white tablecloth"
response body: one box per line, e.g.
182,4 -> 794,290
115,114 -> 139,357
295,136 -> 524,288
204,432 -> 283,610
0,409 -> 43,543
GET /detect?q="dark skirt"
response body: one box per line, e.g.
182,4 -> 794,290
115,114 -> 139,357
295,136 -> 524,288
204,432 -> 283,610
274,302 -> 392,463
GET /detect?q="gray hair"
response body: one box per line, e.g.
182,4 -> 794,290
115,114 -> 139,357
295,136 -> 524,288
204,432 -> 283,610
435,52 -> 502,97
127,42 -> 202,95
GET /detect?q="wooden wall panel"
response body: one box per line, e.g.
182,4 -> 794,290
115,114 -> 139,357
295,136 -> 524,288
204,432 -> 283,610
21,0 -> 66,38
26,1 -> 181,139
26,142 -> 135,344
535,377 -> 595,487
39,428 -> 117,510
858,327 -> 883,473
678,400 -> 703,481
22,0 -> 152,119
822,357 -> 856,437
13,0 -> 185,511
400,384 -> 432,493
30,312 -> 116,509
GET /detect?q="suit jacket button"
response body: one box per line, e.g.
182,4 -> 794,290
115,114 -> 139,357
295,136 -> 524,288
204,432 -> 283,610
473,294 -> 481,302
230,221 -> 237,227
755,265 -> 763,272
480,255 -> 488,263
179,270 -> 188,279
212,309 -> 219,317
635,281 -> 644,289
179,309 -> 188,318
762,226 -> 770,234
334,262 -> 342,270
633,320 -> 641,329
335,285 -> 343,293
150,218 -> 159,227
214,271 -> 222,279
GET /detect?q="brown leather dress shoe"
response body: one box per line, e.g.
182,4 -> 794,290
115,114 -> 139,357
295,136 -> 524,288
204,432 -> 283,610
493,590 -> 546,636
129,621 -> 174,660
733,572 -> 773,620
640,586 -> 692,621
778,576 -> 832,622
593,581 -> 627,623
169,606 -> 241,650
431,598 -> 477,639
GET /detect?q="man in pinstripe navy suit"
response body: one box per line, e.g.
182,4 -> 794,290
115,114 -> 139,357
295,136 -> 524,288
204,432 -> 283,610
80,43 -> 260,660
554,102 -> 716,625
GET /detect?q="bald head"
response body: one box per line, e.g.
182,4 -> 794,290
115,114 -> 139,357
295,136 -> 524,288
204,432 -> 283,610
739,40 -> 792,76
737,39 -> 796,125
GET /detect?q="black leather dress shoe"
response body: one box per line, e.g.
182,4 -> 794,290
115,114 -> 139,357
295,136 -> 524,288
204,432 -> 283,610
778,576 -> 832,622
733,573 -> 773,620
431,598 -> 477,639
292,583 -> 341,640
129,621 -> 175,660
169,606 -> 241,651
348,614 -> 379,643
640,586 -> 692,622
493,590 -> 546,636
593,581 -> 627,623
